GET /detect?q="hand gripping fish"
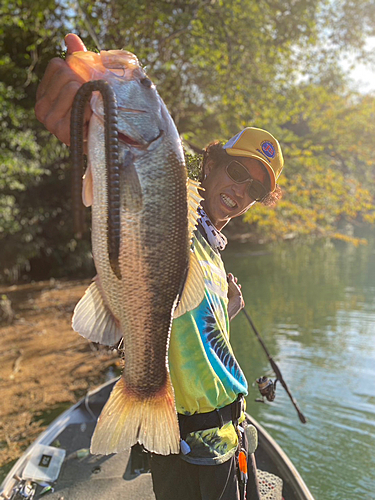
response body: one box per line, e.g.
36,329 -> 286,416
67,50 -> 205,455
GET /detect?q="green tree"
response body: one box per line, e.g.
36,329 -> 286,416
242,85 -> 375,244
0,1 -> 93,281
1,0 -> 375,281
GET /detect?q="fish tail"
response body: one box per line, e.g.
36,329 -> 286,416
90,376 -> 180,455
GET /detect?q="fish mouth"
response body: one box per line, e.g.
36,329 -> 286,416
118,132 -> 143,146
117,106 -> 147,113
118,130 -> 163,149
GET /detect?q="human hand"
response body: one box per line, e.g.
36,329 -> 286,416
35,33 -> 92,145
227,273 -> 245,321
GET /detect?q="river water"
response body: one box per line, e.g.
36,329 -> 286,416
224,230 -> 375,500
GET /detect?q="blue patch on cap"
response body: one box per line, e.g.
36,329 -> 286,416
261,141 -> 276,159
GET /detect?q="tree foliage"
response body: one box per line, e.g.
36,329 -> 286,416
1,0 -> 375,281
242,85 -> 375,245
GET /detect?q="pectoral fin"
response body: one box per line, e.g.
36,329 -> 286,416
72,280 -> 123,346
174,250 -> 205,318
82,163 -> 93,207
120,151 -> 143,212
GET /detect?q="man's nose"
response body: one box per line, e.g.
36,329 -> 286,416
232,181 -> 248,198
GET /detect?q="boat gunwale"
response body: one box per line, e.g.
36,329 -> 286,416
247,414 -> 314,500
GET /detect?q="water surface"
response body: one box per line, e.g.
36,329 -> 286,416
224,231 -> 375,500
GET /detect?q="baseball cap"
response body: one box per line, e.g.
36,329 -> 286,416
223,127 -> 284,191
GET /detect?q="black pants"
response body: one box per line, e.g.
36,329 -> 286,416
150,449 -> 261,500
150,453 -> 240,500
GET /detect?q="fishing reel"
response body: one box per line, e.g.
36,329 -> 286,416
9,479 -> 37,500
255,376 -> 278,403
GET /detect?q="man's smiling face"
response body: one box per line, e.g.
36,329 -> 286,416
201,156 -> 269,231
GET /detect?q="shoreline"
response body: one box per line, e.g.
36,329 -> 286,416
0,279 -> 120,475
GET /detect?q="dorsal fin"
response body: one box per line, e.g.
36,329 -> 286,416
174,178 -> 205,318
174,249 -> 205,318
187,177 -> 203,242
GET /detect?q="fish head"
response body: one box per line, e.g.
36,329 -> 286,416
67,50 -> 180,152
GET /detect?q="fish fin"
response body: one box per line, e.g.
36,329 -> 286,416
82,163 -> 93,207
172,178 -> 205,318
121,153 -> 143,212
187,178 -> 203,241
90,375 -> 180,455
173,249 -> 205,319
72,281 -> 123,346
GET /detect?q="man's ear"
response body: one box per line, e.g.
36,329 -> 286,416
204,159 -> 215,178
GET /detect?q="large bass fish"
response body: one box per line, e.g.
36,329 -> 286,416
67,49 -> 204,455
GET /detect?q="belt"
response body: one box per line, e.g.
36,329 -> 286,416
178,395 -> 244,440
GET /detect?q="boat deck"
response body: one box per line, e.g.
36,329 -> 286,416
47,423 -> 155,499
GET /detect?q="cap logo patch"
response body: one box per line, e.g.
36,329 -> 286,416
261,141 -> 276,159
256,148 -> 271,164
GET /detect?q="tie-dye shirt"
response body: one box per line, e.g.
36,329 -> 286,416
169,228 -> 248,465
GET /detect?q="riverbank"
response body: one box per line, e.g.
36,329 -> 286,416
0,279 -> 120,475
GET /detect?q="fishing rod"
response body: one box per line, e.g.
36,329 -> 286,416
76,1 -> 102,51
242,308 -> 307,424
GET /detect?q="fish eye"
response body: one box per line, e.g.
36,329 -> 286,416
140,77 -> 152,88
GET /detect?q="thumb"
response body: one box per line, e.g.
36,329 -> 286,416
64,33 -> 87,54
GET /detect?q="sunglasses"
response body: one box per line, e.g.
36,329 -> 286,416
225,161 -> 269,202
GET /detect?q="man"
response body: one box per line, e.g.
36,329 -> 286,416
35,34 -> 284,500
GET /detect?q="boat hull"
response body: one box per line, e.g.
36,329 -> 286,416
0,379 -> 314,500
